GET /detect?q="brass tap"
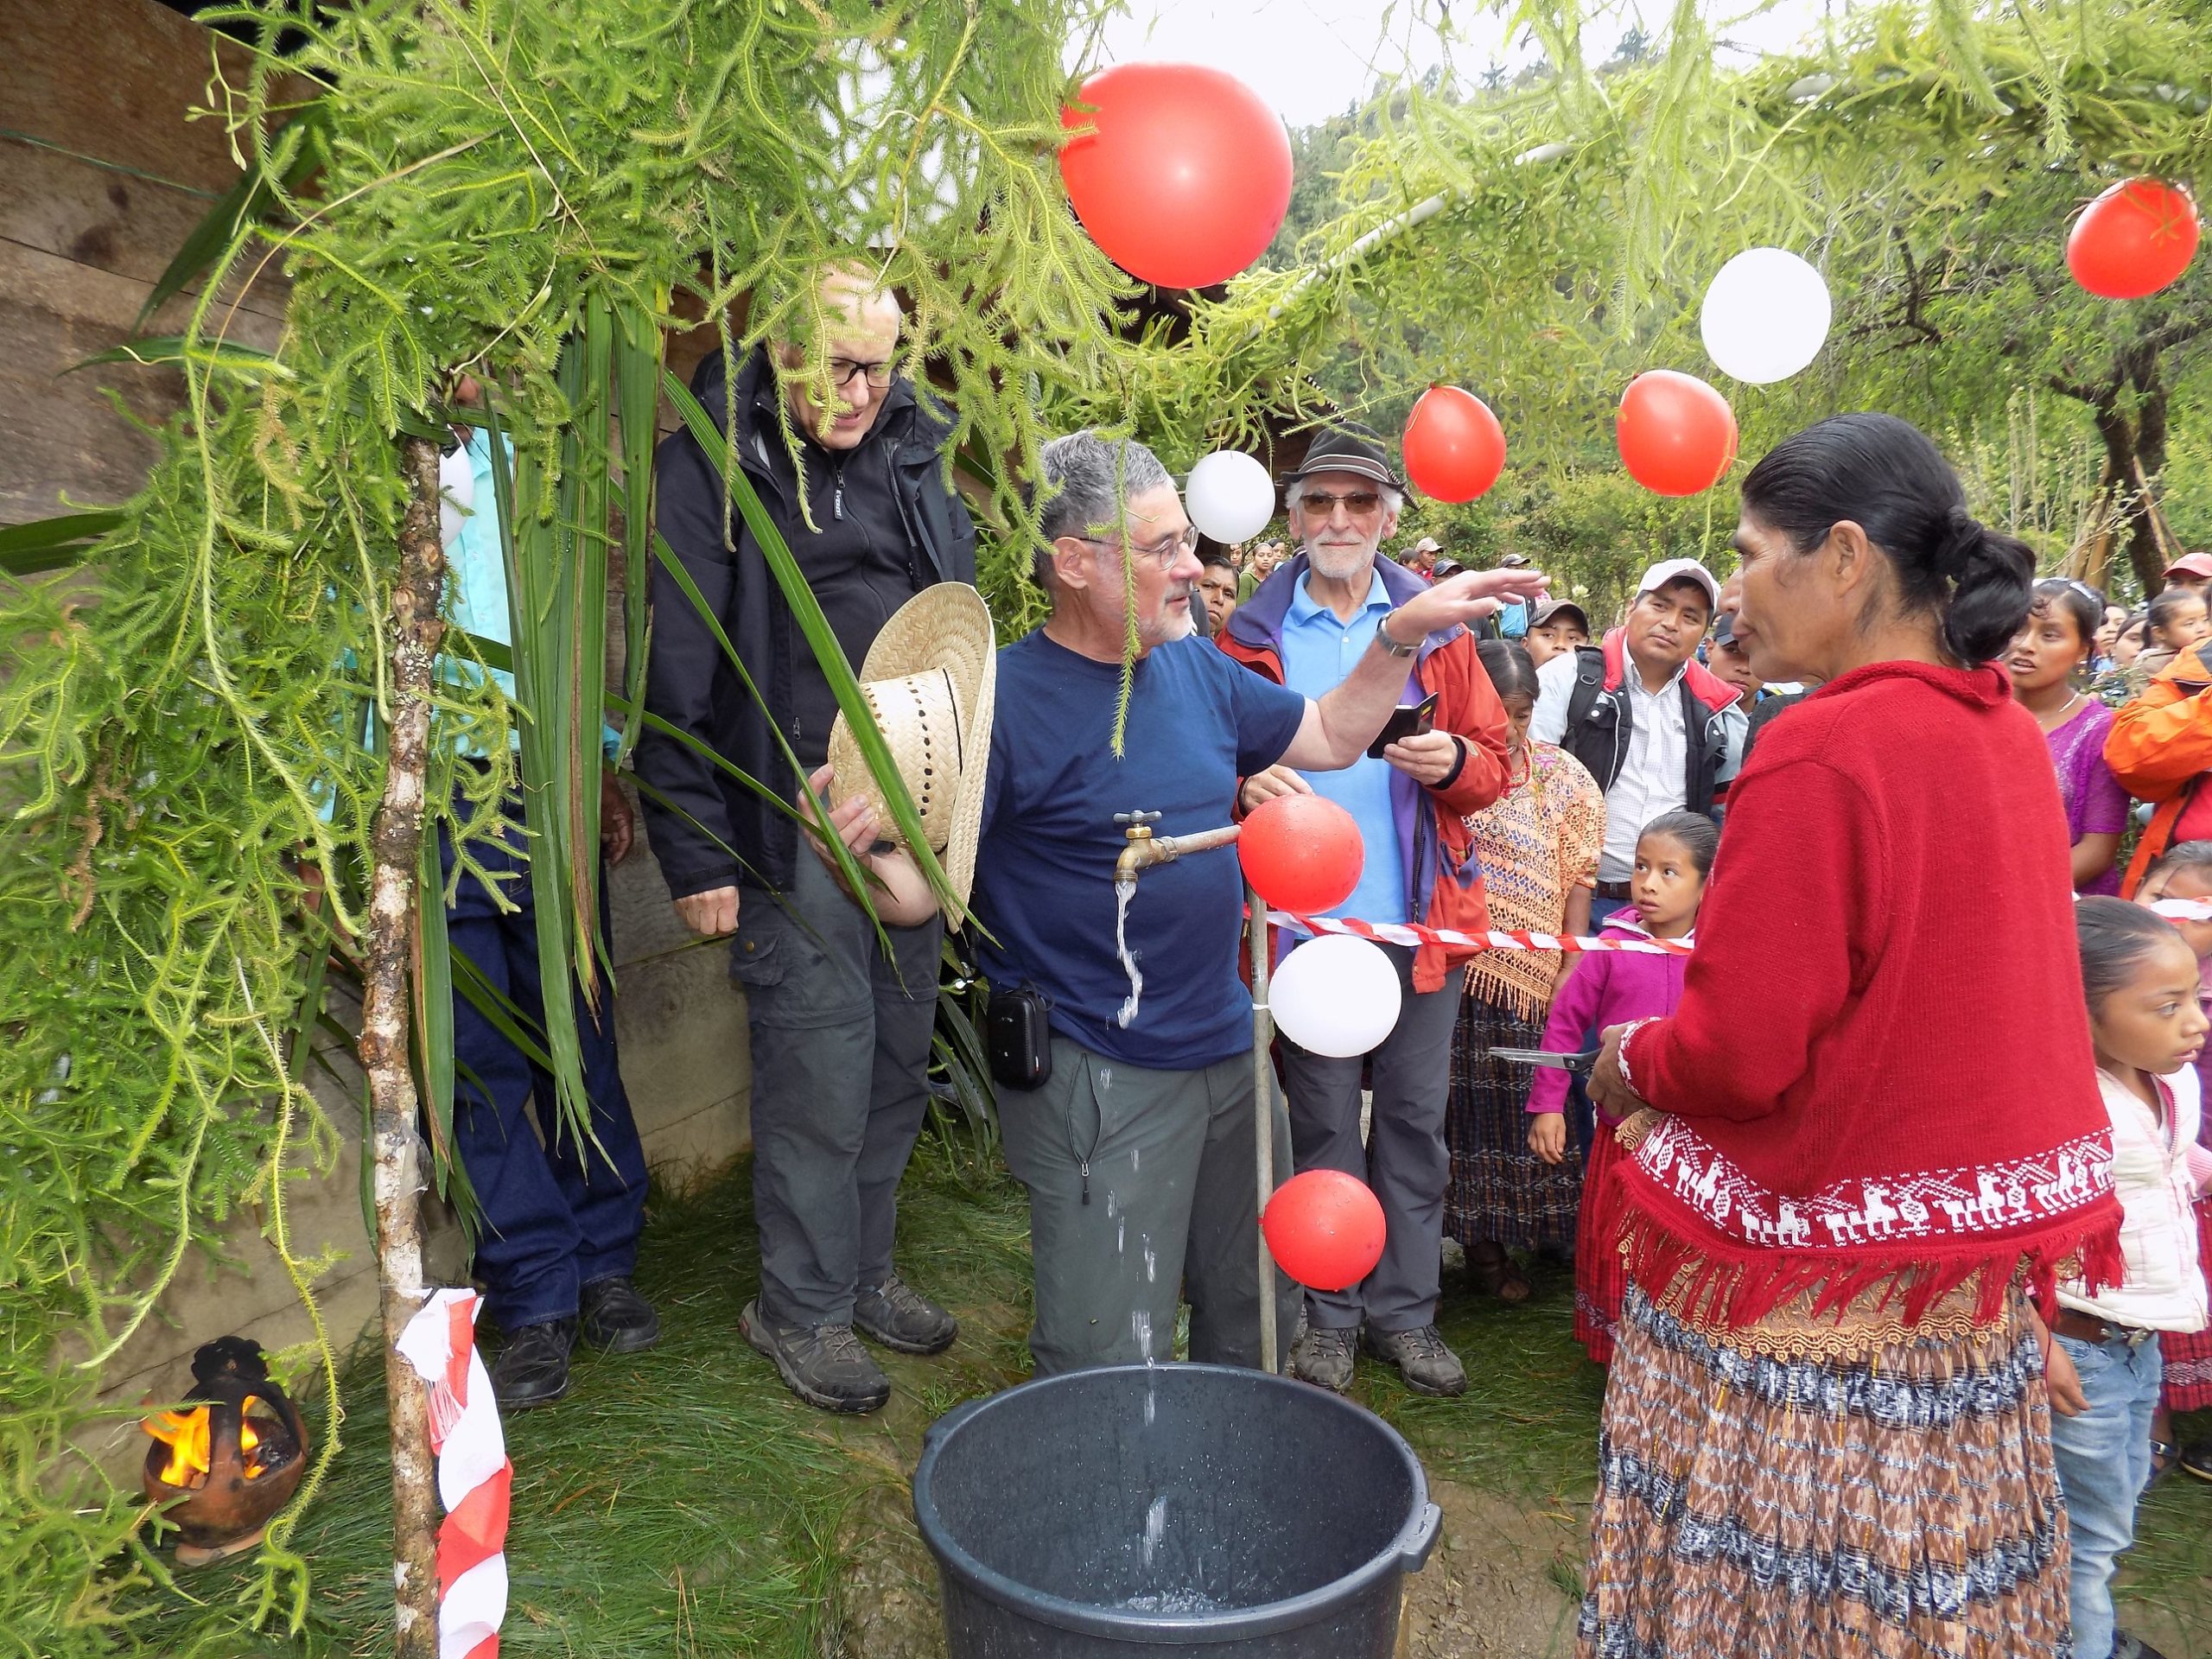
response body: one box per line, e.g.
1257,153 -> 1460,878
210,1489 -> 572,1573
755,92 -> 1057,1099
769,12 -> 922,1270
1114,810 -> 1241,884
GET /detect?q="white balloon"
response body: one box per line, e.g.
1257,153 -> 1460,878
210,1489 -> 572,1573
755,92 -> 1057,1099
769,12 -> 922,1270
1269,934 -> 1402,1058
437,444 -> 475,549
1700,248 -> 1832,385
1185,450 -> 1276,543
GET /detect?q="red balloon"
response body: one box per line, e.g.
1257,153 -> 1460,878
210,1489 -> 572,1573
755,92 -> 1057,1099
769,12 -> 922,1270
1237,793 -> 1363,914
1060,63 -> 1294,289
1402,386 -> 1507,503
2068,178 -> 2201,301
1617,370 -> 1739,497
1263,1170 -> 1387,1292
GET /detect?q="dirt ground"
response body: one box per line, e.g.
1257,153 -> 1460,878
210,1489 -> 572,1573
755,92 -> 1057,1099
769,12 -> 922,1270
823,1440 -> 1582,1659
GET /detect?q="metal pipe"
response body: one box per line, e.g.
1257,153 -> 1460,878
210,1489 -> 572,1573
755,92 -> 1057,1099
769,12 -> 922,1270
1113,817 -> 1243,884
1248,878 -> 1280,1375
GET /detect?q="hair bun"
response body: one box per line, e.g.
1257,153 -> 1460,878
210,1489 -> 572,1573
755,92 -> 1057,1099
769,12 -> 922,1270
1935,508 -> 1988,579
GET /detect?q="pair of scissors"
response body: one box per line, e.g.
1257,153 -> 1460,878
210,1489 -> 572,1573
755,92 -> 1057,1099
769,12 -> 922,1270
1484,1046 -> 1601,1076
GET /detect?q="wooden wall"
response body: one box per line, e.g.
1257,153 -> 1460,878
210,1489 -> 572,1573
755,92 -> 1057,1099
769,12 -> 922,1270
0,0 -> 290,524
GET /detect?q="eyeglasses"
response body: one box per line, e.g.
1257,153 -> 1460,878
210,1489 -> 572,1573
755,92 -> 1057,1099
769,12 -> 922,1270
1296,489 -> 1384,517
826,357 -> 895,390
1076,525 -> 1202,568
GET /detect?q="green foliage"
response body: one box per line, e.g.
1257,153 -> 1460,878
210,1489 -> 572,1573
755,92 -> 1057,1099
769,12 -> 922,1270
0,1 -> 1134,1649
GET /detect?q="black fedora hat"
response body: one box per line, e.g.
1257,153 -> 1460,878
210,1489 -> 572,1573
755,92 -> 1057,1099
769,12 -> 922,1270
1279,423 -> 1406,493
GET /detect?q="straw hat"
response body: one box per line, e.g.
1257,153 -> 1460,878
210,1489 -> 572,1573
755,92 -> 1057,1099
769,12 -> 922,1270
825,583 -> 996,922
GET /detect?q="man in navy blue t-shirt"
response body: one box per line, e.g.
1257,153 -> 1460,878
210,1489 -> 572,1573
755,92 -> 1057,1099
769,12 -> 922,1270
975,432 -> 1547,1376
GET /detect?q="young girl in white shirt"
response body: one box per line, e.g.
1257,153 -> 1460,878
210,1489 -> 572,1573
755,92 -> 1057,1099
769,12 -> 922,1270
2037,898 -> 2212,1659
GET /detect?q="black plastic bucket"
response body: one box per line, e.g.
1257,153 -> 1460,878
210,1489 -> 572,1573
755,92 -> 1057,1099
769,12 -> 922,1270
912,1362 -> 1440,1656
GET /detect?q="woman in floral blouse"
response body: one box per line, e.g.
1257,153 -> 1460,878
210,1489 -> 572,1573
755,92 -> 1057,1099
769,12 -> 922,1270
1443,639 -> 1605,1300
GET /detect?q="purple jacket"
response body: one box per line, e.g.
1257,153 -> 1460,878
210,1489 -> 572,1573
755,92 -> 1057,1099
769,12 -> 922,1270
1527,918 -> 1690,1120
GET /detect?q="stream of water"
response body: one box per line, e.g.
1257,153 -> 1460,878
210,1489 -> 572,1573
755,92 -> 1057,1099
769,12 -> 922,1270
1114,876 -> 1143,1027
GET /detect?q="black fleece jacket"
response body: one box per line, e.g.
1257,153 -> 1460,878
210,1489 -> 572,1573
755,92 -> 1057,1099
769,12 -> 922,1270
635,348 -> 977,898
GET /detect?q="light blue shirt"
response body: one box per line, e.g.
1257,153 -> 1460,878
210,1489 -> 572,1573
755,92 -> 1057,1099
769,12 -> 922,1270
1278,567 -> 1408,926
447,429 -> 620,764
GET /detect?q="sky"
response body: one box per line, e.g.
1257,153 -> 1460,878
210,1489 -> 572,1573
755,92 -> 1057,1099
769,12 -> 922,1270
1086,1 -> 1841,128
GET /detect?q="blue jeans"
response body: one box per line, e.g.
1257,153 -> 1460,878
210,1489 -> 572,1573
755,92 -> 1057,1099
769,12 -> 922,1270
444,793 -> 649,1331
2048,1328 -> 2164,1659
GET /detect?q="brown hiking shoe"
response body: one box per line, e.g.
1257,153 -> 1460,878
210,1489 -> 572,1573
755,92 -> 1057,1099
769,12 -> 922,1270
1363,1324 -> 1467,1397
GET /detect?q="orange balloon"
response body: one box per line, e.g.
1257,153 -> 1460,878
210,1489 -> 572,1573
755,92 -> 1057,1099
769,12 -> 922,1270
1237,794 -> 1363,915
1617,371 -> 1739,497
2068,178 -> 2201,301
1262,1170 -> 1388,1292
1059,64 -> 1294,290
1403,386 -> 1507,502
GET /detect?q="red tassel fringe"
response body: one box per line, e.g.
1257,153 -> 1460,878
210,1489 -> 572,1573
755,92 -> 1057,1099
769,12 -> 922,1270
1605,1160 -> 2126,1334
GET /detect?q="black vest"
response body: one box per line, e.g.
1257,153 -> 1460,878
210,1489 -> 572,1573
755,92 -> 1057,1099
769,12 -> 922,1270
1559,645 -> 1730,816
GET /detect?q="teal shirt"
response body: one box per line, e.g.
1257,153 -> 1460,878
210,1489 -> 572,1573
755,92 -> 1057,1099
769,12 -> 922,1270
447,429 -> 621,765
1277,568 -> 1408,927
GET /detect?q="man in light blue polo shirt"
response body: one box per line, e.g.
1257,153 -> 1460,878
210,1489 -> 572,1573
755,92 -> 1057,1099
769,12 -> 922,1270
1219,423 -> 1522,1399
1278,568 -> 1407,930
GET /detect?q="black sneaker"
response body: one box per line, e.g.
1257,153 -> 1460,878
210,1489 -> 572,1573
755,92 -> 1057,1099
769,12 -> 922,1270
741,1300 -> 892,1414
854,1273 -> 957,1356
1363,1324 -> 1467,1397
491,1318 -> 575,1410
1291,1325 -> 1358,1393
580,1276 -> 660,1353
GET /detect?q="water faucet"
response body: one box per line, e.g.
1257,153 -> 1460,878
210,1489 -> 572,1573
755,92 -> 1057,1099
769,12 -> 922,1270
1114,809 -> 1241,885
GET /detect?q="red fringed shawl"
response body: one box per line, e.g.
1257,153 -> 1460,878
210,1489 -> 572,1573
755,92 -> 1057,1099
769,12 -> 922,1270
1615,661 -> 2123,1330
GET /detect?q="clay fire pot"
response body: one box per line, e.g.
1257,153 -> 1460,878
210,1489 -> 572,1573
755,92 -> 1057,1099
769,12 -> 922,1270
142,1336 -> 309,1566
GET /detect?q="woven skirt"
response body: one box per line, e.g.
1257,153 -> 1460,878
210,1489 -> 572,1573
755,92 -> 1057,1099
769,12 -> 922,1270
1573,1129 -> 1625,1365
1579,1288 -> 2069,1658
2161,1197 -> 2212,1412
1443,991 -> 1587,1252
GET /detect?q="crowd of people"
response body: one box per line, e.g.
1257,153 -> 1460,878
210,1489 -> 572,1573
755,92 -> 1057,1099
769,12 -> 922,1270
430,265 -> 2212,1659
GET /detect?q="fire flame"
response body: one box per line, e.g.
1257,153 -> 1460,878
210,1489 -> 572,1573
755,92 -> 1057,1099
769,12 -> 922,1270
143,1399 -> 268,1487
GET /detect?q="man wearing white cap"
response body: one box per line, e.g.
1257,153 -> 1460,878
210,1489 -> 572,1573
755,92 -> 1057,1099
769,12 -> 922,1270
1531,558 -> 1745,923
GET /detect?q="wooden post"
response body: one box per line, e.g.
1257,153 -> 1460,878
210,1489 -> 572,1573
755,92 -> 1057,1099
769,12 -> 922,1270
357,433 -> 447,1659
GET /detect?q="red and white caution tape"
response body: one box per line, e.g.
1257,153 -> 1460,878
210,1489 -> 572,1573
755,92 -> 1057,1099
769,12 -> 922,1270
1265,897 -> 2212,956
1266,909 -> 1693,956
397,1290 -> 511,1659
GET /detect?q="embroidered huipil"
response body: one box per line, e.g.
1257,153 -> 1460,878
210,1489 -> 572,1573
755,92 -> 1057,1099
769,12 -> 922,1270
1615,662 -> 2122,1338
1461,743 -> 1605,1021
2058,1066 -> 2209,1333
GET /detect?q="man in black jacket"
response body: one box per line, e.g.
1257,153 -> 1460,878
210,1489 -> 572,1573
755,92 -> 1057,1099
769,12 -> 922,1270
637,267 -> 977,1414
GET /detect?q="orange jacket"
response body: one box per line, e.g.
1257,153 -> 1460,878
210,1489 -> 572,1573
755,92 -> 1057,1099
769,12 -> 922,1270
1216,554 -> 1510,993
2103,642 -> 2212,895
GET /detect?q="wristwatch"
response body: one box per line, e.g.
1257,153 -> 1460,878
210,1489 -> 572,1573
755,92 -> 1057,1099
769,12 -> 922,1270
1375,613 -> 1419,658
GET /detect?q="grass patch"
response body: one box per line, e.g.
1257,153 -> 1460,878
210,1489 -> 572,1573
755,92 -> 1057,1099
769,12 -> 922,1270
128,1153 -> 2212,1653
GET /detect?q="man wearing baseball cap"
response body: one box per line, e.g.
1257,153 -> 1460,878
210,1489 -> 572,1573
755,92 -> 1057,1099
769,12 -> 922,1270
2163,551 -> 2212,594
1531,557 -> 1745,923
1523,596 -> 1590,668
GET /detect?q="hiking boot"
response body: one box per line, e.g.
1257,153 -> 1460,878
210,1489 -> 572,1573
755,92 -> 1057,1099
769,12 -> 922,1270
491,1318 -> 575,1410
1292,1325 -> 1359,1394
2113,1636 -> 2170,1659
741,1300 -> 891,1414
854,1273 -> 957,1356
1364,1324 -> 1467,1398
2178,1438 -> 2212,1484
579,1275 -> 660,1354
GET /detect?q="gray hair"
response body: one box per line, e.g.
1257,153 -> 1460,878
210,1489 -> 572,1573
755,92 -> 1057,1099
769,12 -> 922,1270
1031,431 -> 1176,589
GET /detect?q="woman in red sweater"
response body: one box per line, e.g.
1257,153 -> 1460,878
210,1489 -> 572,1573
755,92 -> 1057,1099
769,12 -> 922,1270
1580,414 -> 2123,1658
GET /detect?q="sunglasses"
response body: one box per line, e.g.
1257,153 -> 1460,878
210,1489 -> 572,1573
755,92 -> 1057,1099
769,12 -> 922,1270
1296,489 -> 1385,516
